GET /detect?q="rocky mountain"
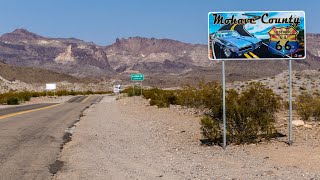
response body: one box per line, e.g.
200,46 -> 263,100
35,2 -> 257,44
0,29 -> 113,78
104,36 -> 320,86
0,29 -> 320,87
306,34 -> 320,57
105,37 -> 208,73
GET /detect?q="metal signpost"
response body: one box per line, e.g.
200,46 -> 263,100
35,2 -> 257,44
130,73 -> 144,96
208,11 -> 306,149
289,60 -> 293,145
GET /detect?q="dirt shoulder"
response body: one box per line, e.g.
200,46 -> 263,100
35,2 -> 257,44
54,96 -> 320,180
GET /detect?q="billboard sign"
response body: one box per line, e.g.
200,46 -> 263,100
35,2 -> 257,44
46,83 -> 56,90
208,11 -> 306,60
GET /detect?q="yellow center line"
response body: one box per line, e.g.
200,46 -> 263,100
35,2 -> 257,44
0,103 -> 63,120
81,96 -> 90,103
244,53 -> 252,59
230,24 -> 237,30
249,52 -> 259,59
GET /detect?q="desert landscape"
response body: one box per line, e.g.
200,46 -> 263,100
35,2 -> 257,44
0,1 -> 319,179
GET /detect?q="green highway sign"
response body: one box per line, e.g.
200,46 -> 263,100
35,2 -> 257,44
131,73 -> 144,81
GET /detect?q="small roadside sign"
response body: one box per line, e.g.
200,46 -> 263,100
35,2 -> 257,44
131,74 -> 144,81
46,83 -> 56,90
113,84 -> 121,94
45,83 -> 57,96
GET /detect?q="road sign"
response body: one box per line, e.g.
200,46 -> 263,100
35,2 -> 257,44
208,11 -> 306,60
131,74 -> 144,81
113,84 -> 121,94
46,83 -> 56,90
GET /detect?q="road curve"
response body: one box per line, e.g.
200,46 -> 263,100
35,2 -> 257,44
0,95 -> 103,180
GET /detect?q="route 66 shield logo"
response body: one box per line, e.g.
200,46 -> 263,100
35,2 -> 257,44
268,26 -> 299,56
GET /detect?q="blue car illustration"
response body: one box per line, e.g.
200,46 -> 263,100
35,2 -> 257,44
212,30 -> 262,58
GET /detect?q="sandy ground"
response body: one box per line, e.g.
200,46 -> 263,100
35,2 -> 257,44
54,96 -> 320,180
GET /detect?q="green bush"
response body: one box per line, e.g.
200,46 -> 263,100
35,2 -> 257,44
123,85 -> 142,97
142,88 -> 178,108
176,81 -> 222,110
200,82 -> 280,144
7,97 -> 19,105
200,116 -> 221,141
296,94 -> 320,121
141,81 -> 222,109
296,93 -> 314,121
313,98 -> 320,121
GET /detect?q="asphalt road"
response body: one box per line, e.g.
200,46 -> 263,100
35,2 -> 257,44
0,95 -> 103,180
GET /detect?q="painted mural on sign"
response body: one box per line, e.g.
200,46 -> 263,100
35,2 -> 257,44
208,11 -> 306,60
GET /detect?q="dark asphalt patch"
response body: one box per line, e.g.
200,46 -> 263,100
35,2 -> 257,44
67,96 -> 87,103
49,160 -> 64,175
61,132 -> 72,150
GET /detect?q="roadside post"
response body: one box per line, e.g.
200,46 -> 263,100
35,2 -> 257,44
222,60 -> 226,149
209,11 -> 306,148
130,73 -> 144,96
289,60 -> 293,145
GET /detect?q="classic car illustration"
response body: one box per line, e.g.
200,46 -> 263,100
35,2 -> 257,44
212,30 -> 262,58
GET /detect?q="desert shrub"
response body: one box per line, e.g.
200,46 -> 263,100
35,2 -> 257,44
123,85 -> 142,97
312,98 -> 320,121
30,91 -> 46,97
143,88 -> 178,108
200,116 -> 221,141
7,97 -> 19,105
176,81 -> 222,118
141,81 -> 222,109
0,91 -> 33,105
201,82 -> 280,144
56,90 -> 69,96
10,91 -> 32,102
85,90 -> 94,95
231,82 -> 279,142
296,93 -> 314,121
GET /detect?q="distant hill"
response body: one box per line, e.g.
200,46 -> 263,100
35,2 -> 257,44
0,60 -> 96,84
0,29 -> 113,78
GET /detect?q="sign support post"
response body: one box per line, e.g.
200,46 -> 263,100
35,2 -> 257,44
140,81 -> 143,96
289,60 -> 293,145
222,60 -> 226,149
132,82 -> 135,96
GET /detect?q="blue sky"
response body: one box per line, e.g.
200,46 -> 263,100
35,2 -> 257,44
0,0 -> 318,45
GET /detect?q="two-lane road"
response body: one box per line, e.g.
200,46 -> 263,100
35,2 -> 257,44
0,95 -> 103,180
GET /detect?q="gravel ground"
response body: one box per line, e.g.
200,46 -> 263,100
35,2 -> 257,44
54,96 -> 320,180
